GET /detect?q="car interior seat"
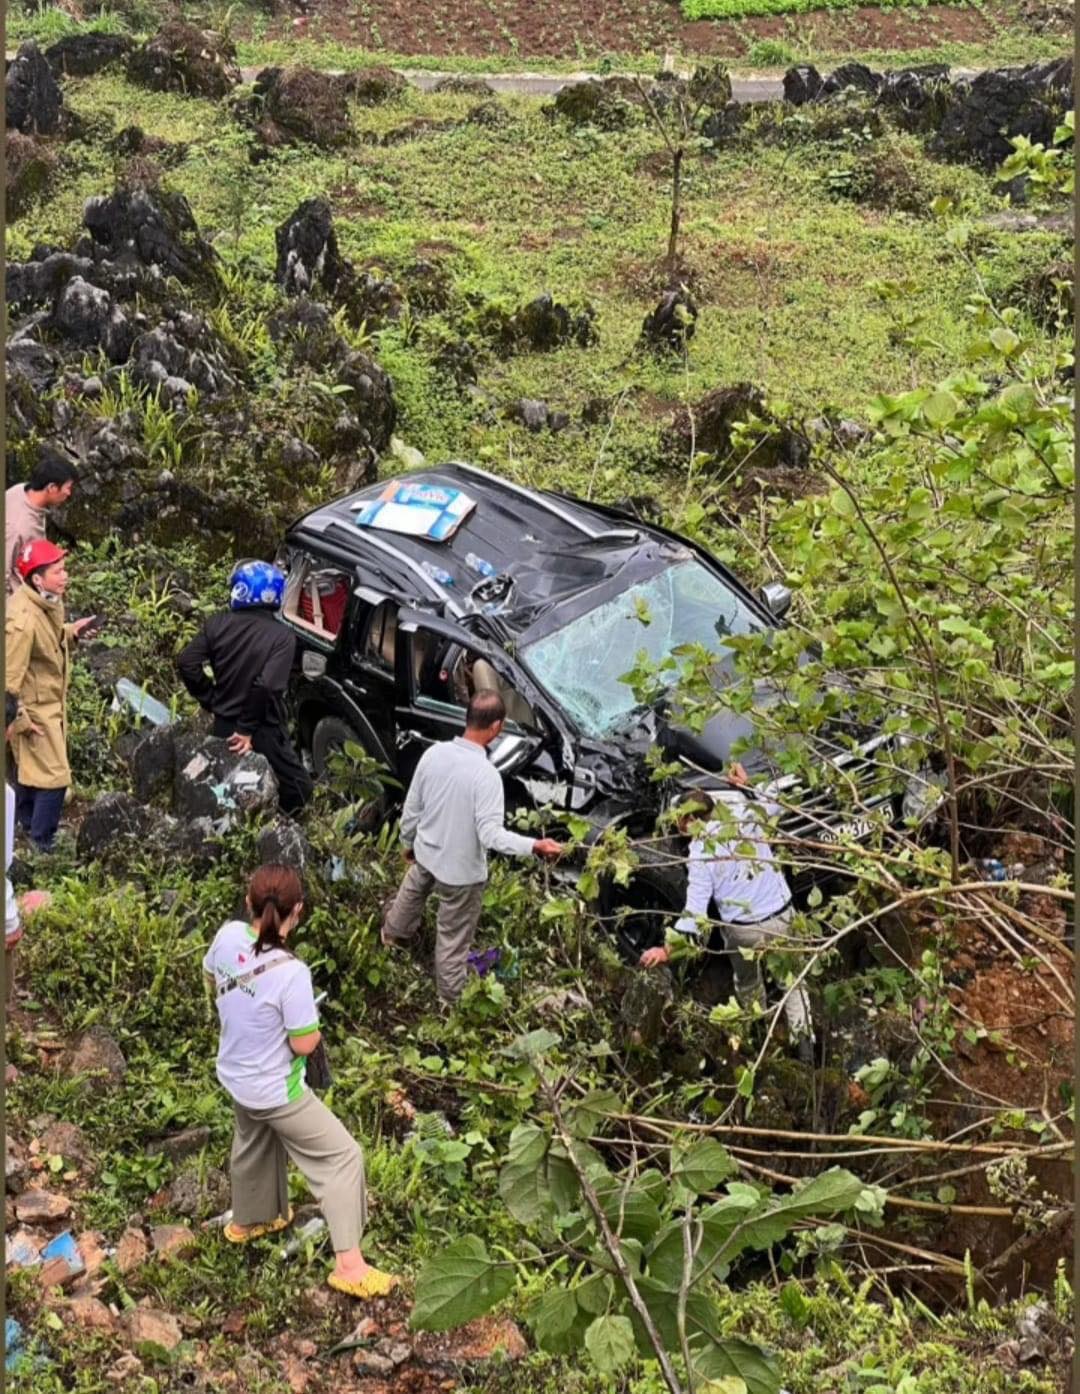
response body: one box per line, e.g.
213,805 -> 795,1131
472,658 -> 536,730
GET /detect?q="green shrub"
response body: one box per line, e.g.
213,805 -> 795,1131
745,38 -> 799,66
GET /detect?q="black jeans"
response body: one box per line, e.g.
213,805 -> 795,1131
212,718 -> 313,816
15,784 -> 67,851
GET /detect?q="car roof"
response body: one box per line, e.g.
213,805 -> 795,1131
285,461 -> 689,630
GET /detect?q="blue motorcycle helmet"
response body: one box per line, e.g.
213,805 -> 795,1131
229,559 -> 285,611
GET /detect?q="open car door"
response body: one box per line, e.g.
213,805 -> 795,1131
393,608 -> 571,779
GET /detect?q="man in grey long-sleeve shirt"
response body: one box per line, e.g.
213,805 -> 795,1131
381,691 -> 563,1003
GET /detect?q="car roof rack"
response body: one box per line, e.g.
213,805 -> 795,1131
444,460 -> 603,540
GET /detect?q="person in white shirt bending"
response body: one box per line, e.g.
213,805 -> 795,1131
640,764 -> 814,1062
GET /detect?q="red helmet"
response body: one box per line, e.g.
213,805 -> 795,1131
16,539 -> 66,580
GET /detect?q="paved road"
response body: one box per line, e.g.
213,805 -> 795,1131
11,51 -> 981,103
401,69 -> 788,101
227,65 -> 790,100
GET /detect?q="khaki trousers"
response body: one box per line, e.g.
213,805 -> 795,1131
383,861 -> 486,1003
230,1091 -> 367,1252
721,908 -> 813,1040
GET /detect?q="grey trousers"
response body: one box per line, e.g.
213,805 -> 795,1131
230,1091 -> 367,1252
722,908 -> 813,1040
383,861 -> 485,1003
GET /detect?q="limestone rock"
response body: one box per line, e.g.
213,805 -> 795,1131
123,1307 -> 183,1352
62,1027 -> 127,1093
146,1126 -> 211,1163
128,23 -> 240,100
45,34 -> 134,78
6,41 -> 63,136
14,1189 -> 72,1223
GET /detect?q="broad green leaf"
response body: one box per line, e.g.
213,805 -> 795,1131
694,1336 -> 781,1394
776,1167 -> 866,1221
647,1193 -> 759,1287
829,488 -> 855,518
499,1123 -> 553,1226
508,1028 -> 560,1060
989,326 -> 1020,356
633,1278 -> 723,1356
411,1235 -> 514,1331
923,390 -> 957,426
529,1286 -> 589,1355
565,1089 -> 621,1139
594,1176 -> 663,1245
575,1271 -> 614,1316
672,1139 -> 737,1194
584,1314 -> 636,1374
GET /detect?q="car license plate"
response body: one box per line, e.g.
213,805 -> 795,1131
820,817 -> 872,844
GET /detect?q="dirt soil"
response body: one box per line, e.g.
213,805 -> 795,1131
255,0 -> 1006,61
906,852 -> 1074,1294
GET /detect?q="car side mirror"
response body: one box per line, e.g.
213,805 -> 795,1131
488,731 -> 540,776
302,652 -> 327,679
760,582 -> 792,620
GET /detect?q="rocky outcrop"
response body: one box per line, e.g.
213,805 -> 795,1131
783,65 -> 824,105
129,311 -> 237,402
6,41 -> 64,136
62,1026 -> 127,1092
241,66 -> 358,148
274,198 -> 347,297
931,58 -> 1074,169
173,736 -> 278,825
665,383 -> 809,470
53,277 -> 134,363
432,74 -> 495,96
640,288 -> 698,353
45,33 -> 134,78
269,297 -> 397,468
549,77 -> 644,130
127,23 -> 240,99
822,61 -> 882,98
782,58 -> 1073,168
257,817 -> 314,873
82,185 -> 220,294
876,64 -> 952,133
511,292 -> 598,351
5,131 -> 56,219
342,64 -> 407,104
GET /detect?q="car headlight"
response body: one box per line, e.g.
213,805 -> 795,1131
902,767 -> 946,824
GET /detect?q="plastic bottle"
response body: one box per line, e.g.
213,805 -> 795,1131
281,1217 -> 327,1257
465,552 -> 496,578
113,678 -> 172,727
420,562 -> 454,587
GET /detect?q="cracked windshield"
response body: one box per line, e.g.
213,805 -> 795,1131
523,558 -> 763,736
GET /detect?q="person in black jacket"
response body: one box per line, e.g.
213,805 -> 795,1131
176,561 -> 314,815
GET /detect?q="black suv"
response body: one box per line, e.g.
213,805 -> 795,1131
277,463 -> 934,958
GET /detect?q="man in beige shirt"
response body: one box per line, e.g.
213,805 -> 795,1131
5,452 -> 78,595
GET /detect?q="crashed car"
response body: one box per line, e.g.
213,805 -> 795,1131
277,463 -> 941,960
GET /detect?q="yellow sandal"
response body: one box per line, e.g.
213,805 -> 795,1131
223,1208 -> 294,1244
327,1268 -> 399,1299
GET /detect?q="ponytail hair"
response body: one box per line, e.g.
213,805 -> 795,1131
247,864 -> 304,956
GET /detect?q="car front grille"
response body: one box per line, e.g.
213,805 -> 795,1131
772,740 -> 898,849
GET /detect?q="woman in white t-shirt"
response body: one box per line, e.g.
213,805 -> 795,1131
203,863 -> 396,1299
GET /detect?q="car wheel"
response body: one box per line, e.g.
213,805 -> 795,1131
311,716 -> 387,831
